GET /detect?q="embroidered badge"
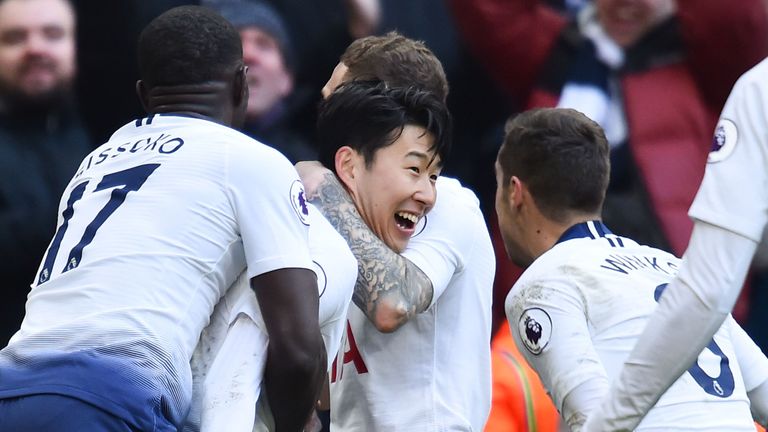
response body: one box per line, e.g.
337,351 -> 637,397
707,118 -> 738,163
290,180 -> 310,226
518,307 -> 552,355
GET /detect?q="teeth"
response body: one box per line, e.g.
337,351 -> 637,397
396,211 -> 419,224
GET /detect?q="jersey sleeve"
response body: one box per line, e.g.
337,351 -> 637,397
226,143 -> 313,278
401,180 -> 482,307
505,276 -> 609,425
689,60 -> 768,242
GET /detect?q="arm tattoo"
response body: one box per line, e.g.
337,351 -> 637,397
310,172 -> 433,327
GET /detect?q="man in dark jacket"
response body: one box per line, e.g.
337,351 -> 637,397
215,1 -> 316,163
0,0 -> 91,346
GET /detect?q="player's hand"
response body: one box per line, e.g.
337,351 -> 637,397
295,161 -> 331,199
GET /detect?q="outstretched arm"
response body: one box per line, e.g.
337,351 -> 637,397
300,164 -> 433,333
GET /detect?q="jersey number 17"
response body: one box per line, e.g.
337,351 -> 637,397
37,163 -> 160,284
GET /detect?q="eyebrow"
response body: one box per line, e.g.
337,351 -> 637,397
404,150 -> 430,161
405,150 -> 444,169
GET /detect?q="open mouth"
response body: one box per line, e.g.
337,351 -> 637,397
394,211 -> 418,231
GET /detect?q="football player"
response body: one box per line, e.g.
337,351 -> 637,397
497,107 -> 768,430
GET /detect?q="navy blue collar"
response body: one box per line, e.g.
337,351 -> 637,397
556,220 -> 613,245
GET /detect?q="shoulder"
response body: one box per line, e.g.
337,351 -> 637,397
506,242 -> 589,312
429,176 -> 486,233
217,126 -> 299,185
721,57 -> 768,116
407,176 -> 492,271
308,204 -> 356,267
729,57 -> 768,99
435,176 -> 482,208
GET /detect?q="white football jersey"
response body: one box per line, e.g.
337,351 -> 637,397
330,176 -> 495,432
184,204 -> 356,432
689,57 -> 768,242
0,115 -> 313,431
506,221 -> 765,431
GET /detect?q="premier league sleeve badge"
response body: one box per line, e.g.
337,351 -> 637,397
518,307 -> 552,355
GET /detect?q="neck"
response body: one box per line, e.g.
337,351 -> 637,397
143,81 -> 232,126
527,212 -> 600,261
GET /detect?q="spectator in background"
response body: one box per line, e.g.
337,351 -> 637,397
215,1 -> 315,162
0,0 -> 91,347
450,0 -> 768,255
240,0 -> 379,157
449,0 -> 768,331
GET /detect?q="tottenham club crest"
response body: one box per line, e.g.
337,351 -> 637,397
290,180 -> 310,226
707,118 -> 738,163
518,308 -> 552,355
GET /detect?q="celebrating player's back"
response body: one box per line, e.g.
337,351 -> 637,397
0,7 -> 324,432
508,223 -> 764,430
495,108 -> 768,431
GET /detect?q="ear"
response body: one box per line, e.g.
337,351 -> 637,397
136,80 -> 149,113
508,176 -> 525,209
334,146 -> 359,190
233,65 -> 248,107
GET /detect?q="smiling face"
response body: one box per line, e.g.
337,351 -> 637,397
0,0 -> 75,104
344,124 -> 441,252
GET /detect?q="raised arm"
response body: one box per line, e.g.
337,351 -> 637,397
307,169 -> 433,333
252,268 -> 327,432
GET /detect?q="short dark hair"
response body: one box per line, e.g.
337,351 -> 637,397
138,6 -> 243,87
317,80 -> 452,172
340,32 -> 448,102
497,108 -> 610,222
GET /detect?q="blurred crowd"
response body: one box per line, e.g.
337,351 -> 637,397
1,0 -> 767,430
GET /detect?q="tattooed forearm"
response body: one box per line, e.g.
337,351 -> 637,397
310,172 -> 433,330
